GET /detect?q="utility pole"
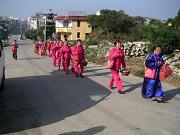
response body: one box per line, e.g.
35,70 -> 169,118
43,16 -> 47,41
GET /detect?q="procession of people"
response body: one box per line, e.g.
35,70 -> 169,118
9,37 -> 172,103
33,39 -> 86,78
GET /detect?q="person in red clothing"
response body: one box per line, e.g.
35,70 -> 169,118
34,41 -> 39,55
56,40 -> 64,70
108,40 -> 126,94
40,41 -> 46,56
71,39 -> 85,78
11,40 -> 18,60
62,41 -> 71,74
50,40 -> 57,66
47,41 -> 53,57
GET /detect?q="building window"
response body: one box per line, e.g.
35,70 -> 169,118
77,20 -> 80,27
63,21 -> 69,28
77,32 -> 80,38
64,34 -> 68,39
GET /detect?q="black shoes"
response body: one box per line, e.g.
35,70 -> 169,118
75,75 -> 84,78
118,91 -> 126,94
156,98 -> 165,103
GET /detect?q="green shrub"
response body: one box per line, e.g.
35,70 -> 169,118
174,63 -> 180,69
85,39 -> 99,46
134,68 -> 144,77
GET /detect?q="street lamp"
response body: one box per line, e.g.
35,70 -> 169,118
43,16 -> 47,41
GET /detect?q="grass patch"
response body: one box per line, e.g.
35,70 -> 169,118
134,68 -> 144,77
162,73 -> 180,87
86,50 -> 180,87
174,63 -> 180,69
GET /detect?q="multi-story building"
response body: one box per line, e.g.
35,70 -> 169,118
0,16 -> 21,38
28,12 -> 57,29
55,15 -> 92,41
27,17 -> 38,29
0,16 -> 12,32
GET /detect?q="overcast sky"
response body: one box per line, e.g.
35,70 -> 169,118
0,0 -> 179,20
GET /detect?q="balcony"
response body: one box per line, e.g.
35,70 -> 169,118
56,27 -> 72,33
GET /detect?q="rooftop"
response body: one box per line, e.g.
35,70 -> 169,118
54,16 -> 87,21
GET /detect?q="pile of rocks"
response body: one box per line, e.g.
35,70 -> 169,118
88,40 -> 180,76
122,41 -> 149,57
164,49 -> 180,76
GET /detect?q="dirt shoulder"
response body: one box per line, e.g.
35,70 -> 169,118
126,57 -> 180,88
87,57 -> 180,88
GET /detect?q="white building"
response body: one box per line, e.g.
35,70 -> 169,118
27,17 -> 38,29
96,11 -> 101,16
27,12 -> 57,29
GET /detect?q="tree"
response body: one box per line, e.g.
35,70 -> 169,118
46,9 -> 56,39
134,16 -> 146,25
87,9 -> 180,55
173,9 -> 180,29
25,29 -> 38,40
36,26 -> 44,41
144,24 -> 180,55
127,24 -> 144,42
87,9 -> 136,40
87,15 -> 98,29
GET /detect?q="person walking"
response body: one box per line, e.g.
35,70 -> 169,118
11,40 -> 18,60
62,41 -> 71,74
50,40 -> 57,67
108,40 -> 126,94
142,46 -> 164,103
56,40 -> 64,70
71,39 -> 85,78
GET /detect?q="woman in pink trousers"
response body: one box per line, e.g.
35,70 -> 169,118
61,42 -> 71,74
47,41 -> 52,57
71,39 -> 85,78
56,40 -> 64,70
50,41 -> 57,67
108,40 -> 126,94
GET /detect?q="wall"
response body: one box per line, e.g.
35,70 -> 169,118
71,20 -> 91,40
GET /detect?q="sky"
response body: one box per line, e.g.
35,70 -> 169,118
0,0 -> 179,20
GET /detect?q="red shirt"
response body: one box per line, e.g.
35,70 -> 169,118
71,44 -> 85,61
62,45 -> 71,60
11,44 -> 17,53
108,47 -> 126,70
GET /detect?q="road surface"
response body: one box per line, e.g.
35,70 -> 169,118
0,36 -> 180,135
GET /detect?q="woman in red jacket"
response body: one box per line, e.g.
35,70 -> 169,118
34,41 -> 39,55
50,41 -> 57,67
71,39 -> 85,78
61,42 -> 71,74
40,41 -> 46,56
108,40 -> 126,94
56,40 -> 63,70
11,40 -> 18,60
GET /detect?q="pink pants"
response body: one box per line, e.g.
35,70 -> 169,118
62,59 -> 70,74
57,56 -> 62,70
74,63 -> 84,76
52,54 -> 56,66
109,70 -> 123,91
47,49 -> 51,57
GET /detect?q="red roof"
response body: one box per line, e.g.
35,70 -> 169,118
54,16 -> 87,21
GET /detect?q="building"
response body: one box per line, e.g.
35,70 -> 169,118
55,15 -> 92,41
0,16 -> 21,38
0,16 -> 14,32
28,12 -> 57,29
96,11 -> 101,16
27,17 -> 38,29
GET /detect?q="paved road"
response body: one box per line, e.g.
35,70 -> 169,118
0,36 -> 180,135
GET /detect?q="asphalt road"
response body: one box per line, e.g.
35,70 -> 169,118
0,36 -> 180,135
